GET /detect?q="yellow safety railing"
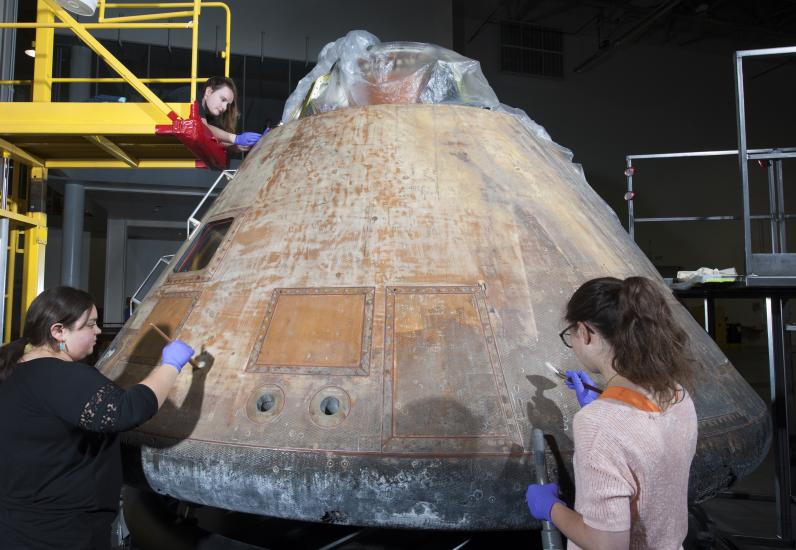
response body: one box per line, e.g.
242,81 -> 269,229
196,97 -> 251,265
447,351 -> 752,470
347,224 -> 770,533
0,1 -> 232,337
0,157 -> 47,341
0,0 -> 231,108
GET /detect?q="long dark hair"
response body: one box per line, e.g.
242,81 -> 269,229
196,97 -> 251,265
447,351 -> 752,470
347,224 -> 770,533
202,76 -> 239,134
0,286 -> 94,382
565,276 -> 693,407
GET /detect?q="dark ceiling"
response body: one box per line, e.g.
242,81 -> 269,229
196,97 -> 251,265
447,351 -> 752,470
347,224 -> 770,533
459,0 -> 796,71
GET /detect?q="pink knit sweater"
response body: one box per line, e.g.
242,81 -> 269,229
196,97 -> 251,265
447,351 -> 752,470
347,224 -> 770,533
568,390 -> 697,550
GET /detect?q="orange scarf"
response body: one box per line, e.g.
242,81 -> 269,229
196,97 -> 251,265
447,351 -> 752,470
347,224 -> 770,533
598,386 -> 662,413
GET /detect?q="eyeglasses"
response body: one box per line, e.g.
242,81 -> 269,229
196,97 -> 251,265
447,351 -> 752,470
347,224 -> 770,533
558,322 -> 594,348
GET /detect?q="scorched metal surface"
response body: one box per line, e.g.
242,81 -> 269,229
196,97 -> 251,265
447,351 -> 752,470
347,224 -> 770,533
97,103 -> 770,530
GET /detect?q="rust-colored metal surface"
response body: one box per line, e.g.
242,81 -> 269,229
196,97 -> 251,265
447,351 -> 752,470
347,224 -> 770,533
251,288 -> 372,374
98,104 -> 770,530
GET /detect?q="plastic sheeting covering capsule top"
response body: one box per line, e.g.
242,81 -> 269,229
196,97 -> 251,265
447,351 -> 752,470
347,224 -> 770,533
280,30 -> 571,158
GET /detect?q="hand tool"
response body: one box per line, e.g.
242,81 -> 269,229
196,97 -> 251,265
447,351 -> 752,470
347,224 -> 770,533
149,323 -> 208,369
545,362 -> 603,394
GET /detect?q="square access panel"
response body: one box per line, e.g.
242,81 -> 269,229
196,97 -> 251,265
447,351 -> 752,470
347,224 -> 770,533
246,287 -> 374,375
126,292 -> 199,366
381,285 -> 520,454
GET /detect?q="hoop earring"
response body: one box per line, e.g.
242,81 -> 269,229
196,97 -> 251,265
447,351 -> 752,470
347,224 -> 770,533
58,341 -> 65,352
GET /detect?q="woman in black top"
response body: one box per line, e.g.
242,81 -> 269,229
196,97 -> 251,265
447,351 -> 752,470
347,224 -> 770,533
0,287 -> 194,549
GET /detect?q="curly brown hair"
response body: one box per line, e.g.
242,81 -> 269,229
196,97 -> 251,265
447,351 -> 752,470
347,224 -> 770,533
202,76 -> 240,134
565,276 -> 694,408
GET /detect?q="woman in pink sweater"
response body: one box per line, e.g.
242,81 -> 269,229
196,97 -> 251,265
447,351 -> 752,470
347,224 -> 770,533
526,276 -> 698,550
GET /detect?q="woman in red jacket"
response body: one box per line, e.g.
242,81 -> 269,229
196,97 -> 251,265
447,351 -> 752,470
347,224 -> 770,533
198,76 -> 261,149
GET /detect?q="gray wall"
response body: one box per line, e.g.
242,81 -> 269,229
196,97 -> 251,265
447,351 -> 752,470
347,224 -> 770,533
45,229 -> 92,291
124,237 -> 181,302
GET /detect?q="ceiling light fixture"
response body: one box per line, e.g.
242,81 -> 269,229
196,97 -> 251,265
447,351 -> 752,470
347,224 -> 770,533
56,0 -> 97,16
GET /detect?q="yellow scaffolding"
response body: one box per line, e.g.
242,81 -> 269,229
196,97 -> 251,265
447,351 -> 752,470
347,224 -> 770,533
0,0 -> 231,169
0,0 -> 231,337
0,156 -> 47,341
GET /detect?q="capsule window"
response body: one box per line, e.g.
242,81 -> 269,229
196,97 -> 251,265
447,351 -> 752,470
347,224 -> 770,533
174,218 -> 233,273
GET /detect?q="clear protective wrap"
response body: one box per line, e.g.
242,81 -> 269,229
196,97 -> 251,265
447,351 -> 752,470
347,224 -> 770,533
281,30 -> 568,155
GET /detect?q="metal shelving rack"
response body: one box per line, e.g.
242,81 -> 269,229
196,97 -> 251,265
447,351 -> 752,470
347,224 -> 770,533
736,47 -> 796,286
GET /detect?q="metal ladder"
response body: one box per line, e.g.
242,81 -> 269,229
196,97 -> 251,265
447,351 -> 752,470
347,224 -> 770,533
129,169 -> 237,315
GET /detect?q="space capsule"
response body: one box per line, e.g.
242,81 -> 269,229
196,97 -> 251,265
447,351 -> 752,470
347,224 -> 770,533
97,37 -> 769,530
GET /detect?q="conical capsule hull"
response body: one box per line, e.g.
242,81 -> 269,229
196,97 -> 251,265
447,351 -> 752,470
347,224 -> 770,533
98,104 -> 769,529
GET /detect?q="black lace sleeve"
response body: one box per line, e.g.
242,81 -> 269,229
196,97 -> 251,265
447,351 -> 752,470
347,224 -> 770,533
77,382 -> 158,433
34,359 -> 158,433
78,382 -> 124,432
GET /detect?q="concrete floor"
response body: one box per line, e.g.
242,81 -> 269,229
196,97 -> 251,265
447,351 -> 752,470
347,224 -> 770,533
697,443 -> 794,549
693,344 -> 795,550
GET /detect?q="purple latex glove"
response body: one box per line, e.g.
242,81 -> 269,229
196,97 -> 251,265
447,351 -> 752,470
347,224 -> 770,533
161,339 -> 194,372
234,132 -> 261,147
565,369 -> 599,407
526,483 -> 563,522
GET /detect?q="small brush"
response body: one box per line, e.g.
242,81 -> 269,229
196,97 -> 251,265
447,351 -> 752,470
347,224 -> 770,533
149,323 -> 205,369
545,362 -> 603,394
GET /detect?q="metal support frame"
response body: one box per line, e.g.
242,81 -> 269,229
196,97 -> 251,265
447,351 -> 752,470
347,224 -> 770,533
187,169 -> 235,238
22,167 -> 47,326
757,297 -> 795,547
0,0 -> 233,170
40,0 -> 174,118
0,153 -> 9,338
0,0 -> 235,334
5,221 -> 19,343
728,295 -> 795,548
624,47 -> 796,285
625,147 -> 796,286
766,159 -> 788,254
0,0 -> 232,90
33,0 -> 54,103
61,181 -> 85,288
0,137 -> 45,168
654,51 -> 796,534
0,0 -> 13,308
701,296 -> 715,337
625,148 -> 796,241
676,286 -> 796,548
0,159 -> 47,342
83,136 -> 138,168
0,0 -> 17,104
735,46 -> 796,280
22,213 -> 47,318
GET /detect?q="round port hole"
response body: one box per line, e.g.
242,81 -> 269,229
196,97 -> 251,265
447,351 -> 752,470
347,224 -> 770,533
245,385 -> 284,423
257,393 -> 276,413
320,396 -> 340,416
